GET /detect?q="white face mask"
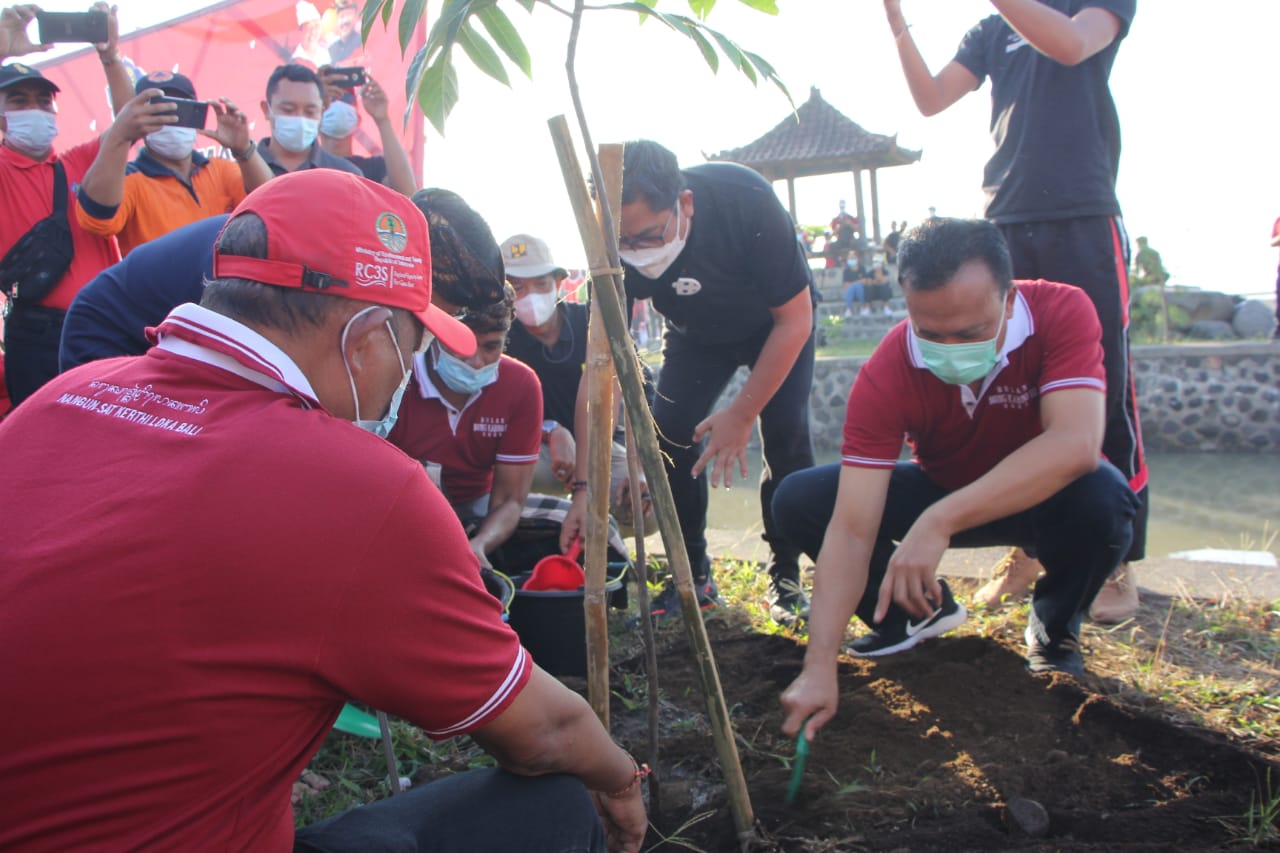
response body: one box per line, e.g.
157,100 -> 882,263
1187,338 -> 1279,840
145,125 -> 198,161
3,109 -> 58,155
619,204 -> 687,280
320,100 -> 359,139
341,306 -> 412,438
271,114 -> 319,153
514,290 -> 557,327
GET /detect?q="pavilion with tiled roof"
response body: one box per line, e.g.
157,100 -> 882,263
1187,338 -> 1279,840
707,86 -> 921,242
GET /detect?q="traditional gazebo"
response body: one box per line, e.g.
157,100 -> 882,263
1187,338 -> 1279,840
707,86 -> 921,243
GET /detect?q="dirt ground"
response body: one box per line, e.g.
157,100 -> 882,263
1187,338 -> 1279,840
607,621 -> 1279,852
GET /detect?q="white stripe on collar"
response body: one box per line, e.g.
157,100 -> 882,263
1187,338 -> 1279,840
154,303 -> 322,408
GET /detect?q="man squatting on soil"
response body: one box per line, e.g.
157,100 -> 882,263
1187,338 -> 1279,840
883,0 -> 1147,620
777,218 -> 1141,739
0,171 -> 648,853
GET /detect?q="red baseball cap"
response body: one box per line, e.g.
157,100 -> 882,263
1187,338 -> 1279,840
213,170 -> 476,356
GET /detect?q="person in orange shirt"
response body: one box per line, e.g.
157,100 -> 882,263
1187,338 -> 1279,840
0,2 -> 134,406
76,70 -> 272,256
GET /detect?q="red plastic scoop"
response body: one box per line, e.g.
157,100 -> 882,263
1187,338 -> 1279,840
522,538 -> 585,591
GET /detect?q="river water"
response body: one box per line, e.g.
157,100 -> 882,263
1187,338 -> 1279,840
706,451 -> 1280,559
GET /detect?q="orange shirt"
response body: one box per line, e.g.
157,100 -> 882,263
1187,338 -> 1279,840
75,150 -> 245,256
0,138 -> 120,311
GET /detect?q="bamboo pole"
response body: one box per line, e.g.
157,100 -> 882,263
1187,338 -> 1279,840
581,146 -> 621,726
547,115 -> 756,850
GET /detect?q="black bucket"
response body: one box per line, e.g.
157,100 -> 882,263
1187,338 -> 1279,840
507,562 -> 628,678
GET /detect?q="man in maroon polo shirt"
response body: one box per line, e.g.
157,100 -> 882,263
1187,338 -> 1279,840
0,170 -> 647,852
776,219 -> 1139,741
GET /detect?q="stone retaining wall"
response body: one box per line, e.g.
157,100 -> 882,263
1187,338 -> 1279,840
695,342 -> 1280,453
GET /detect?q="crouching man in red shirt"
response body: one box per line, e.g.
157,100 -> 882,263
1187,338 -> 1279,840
778,218 -> 1140,739
0,170 -> 646,853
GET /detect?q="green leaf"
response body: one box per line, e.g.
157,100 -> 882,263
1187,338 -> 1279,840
744,48 -> 792,105
457,20 -> 510,86
419,50 -> 460,135
735,0 -> 778,13
381,0 -> 393,28
424,0 -> 475,62
515,0 -> 534,9
398,0 -> 428,54
687,0 -> 715,20
664,14 -> 718,72
360,0 -> 385,43
709,29 -> 747,74
476,4 -> 532,78
403,42 -> 431,119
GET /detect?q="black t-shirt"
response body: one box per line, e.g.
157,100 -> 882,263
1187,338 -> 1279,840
347,154 -> 389,186
883,229 -> 901,262
623,162 -> 811,346
952,0 -> 1134,224
504,301 -> 588,431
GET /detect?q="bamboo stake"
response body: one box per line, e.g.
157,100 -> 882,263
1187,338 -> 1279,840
581,146 -> 621,727
547,115 -> 756,850
624,422 -> 660,814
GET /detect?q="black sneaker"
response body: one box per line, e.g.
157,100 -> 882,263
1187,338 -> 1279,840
847,580 -> 967,657
649,575 -> 721,621
1025,626 -> 1085,676
768,572 -> 809,627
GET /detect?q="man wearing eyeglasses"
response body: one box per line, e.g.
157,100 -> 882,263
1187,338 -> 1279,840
617,139 -> 815,626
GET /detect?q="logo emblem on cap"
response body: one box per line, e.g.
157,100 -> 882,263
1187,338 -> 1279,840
12,63 -> 30,73
509,242 -> 527,259
147,70 -> 175,82
376,212 -> 407,252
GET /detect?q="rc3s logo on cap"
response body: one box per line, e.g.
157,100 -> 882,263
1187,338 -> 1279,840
376,212 -> 408,252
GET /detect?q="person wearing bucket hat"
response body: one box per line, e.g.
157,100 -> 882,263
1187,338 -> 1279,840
0,169 -> 648,852
0,2 -> 136,406
500,232 -> 654,533
75,69 -> 272,256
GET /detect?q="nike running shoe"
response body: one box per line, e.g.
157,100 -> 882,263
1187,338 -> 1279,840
847,579 -> 967,657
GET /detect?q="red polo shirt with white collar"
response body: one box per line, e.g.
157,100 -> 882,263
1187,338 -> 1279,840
0,303 -> 530,852
388,350 -> 542,504
842,280 -> 1106,490
0,138 -> 120,309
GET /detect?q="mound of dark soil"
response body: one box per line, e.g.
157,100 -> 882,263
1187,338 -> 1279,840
611,622 -> 1277,851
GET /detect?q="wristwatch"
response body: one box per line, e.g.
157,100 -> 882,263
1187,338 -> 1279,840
231,139 -> 257,162
541,419 -> 559,437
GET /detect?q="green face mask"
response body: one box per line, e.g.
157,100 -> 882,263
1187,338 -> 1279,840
913,305 -> 1007,385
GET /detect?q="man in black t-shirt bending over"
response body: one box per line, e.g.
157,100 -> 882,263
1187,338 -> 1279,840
884,0 -> 1146,624
617,140 -> 815,626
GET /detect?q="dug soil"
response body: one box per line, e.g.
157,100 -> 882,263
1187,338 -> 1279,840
609,621 -> 1278,852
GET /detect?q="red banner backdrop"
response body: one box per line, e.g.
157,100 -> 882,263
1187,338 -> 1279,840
33,0 -> 425,176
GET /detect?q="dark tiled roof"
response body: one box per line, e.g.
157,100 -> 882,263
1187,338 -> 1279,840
707,86 -> 921,178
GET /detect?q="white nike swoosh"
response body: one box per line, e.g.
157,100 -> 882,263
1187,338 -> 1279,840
905,611 -> 940,637
1006,36 -> 1028,53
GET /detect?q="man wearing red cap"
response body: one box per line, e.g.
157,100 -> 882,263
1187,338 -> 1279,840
0,2 -> 133,405
0,170 -> 647,853
75,69 -> 272,256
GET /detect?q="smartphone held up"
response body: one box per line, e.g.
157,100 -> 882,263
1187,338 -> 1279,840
35,10 -> 108,44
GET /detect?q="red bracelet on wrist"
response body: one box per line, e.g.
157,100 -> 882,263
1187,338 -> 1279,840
606,757 -> 651,798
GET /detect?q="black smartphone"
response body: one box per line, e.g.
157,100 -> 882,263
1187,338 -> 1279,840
327,66 -> 366,89
35,10 -> 109,44
150,96 -> 209,130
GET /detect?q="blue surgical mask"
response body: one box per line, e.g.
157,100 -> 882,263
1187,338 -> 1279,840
342,306 -> 411,437
320,100 -> 359,139
434,345 -> 499,395
271,114 -> 319,153
913,305 -> 1007,385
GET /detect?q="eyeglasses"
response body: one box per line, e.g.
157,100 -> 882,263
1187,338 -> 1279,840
618,204 -> 678,251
